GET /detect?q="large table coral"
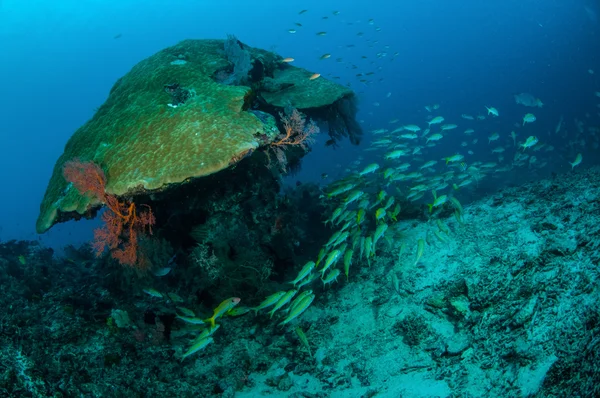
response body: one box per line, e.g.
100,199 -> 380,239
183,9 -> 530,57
36,38 -> 360,233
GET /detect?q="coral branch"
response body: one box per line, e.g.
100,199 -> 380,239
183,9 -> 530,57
63,160 -> 155,269
271,108 -> 319,149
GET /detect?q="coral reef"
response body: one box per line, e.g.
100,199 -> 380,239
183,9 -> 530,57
36,38 -> 361,234
4,165 -> 600,397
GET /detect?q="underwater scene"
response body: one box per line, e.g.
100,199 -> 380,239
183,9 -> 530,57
1,1 -> 600,397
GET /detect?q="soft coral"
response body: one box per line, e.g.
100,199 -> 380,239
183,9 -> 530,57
63,159 -> 155,268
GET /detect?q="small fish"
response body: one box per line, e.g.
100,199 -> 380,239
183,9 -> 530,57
297,273 -> 319,289
372,223 -> 388,252
143,288 -> 163,298
390,204 -> 401,221
440,124 -> 458,131
227,306 -> 251,317
167,292 -> 184,302
364,236 -> 373,265
316,247 -> 327,266
414,239 -> 425,266
444,154 -> 464,164
286,290 -> 313,314
402,124 -> 421,132
375,208 -> 386,222
488,132 -> 500,143
322,269 -> 341,285
280,294 -> 315,325
437,219 -> 450,235
458,179 -> 474,187
320,54 -> 331,60
522,113 -> 536,126
385,149 -> 408,160
309,73 -> 321,80
357,208 -> 366,225
521,136 -> 538,151
192,325 -> 220,344
289,261 -> 316,286
485,106 -> 499,117
400,133 -> 418,139
383,196 -> 395,210
343,249 -> 353,280
316,31 -> 327,36
426,134 -> 443,143
152,267 -> 172,277
204,297 -> 241,328
281,57 -> 295,63
288,29 -> 297,34
428,116 -> 444,126
420,160 -> 437,169
268,290 -> 298,318
359,163 -> 380,175
570,153 -> 582,169
177,307 -> 196,317
295,326 -> 312,357
176,315 -> 206,325
181,337 -> 214,361
182,337 -> 214,360
344,190 -> 364,205
321,249 -> 341,275
299,9 -> 308,14
428,195 -> 448,212
327,183 -> 356,197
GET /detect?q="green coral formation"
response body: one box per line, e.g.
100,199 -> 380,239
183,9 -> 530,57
37,38 -> 361,234
261,66 -> 353,109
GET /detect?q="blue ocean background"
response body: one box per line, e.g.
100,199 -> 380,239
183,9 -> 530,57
0,0 -> 598,247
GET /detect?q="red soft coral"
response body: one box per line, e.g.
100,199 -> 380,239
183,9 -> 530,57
63,159 -> 155,269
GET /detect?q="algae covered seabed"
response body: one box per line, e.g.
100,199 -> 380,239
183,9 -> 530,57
2,167 -> 599,397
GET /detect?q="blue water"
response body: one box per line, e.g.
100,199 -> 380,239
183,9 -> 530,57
0,0 -> 598,248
